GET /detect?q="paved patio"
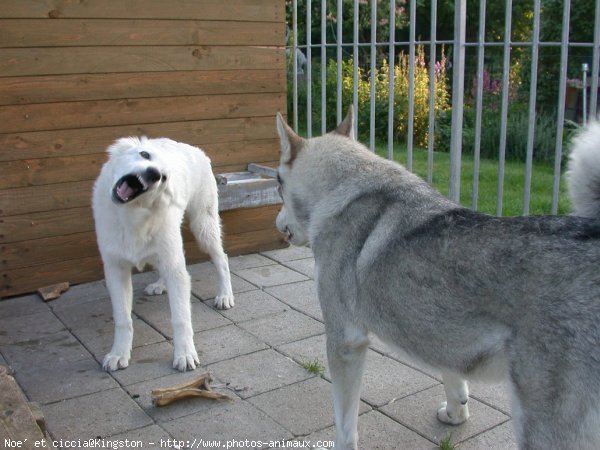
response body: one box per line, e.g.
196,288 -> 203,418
0,246 -> 517,449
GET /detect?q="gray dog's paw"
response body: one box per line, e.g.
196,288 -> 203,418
437,401 -> 469,425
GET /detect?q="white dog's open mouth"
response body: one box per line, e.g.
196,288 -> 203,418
112,168 -> 163,204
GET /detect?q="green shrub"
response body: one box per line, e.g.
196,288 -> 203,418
288,45 -> 451,146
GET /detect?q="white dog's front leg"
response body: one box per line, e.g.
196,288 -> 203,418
161,262 -> 199,372
327,324 -> 369,450
438,372 -> 470,425
103,261 -> 134,372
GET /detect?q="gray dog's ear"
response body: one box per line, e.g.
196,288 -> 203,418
276,112 -> 305,165
332,106 -> 355,140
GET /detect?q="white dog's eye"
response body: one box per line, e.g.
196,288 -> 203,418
140,151 -> 151,160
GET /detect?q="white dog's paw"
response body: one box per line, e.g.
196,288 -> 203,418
173,347 -> 200,372
437,401 -> 470,425
144,280 -> 166,296
214,293 -> 234,310
102,352 -> 130,372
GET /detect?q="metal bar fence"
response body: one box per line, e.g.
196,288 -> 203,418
369,0 -> 377,151
291,0 -> 298,133
387,0 -> 396,161
471,0 -> 486,210
495,0 -> 512,216
306,0 -> 312,138
406,0 -> 417,172
522,0 -> 541,216
551,0 -> 572,214
336,0 -> 343,124
427,0 -> 438,184
591,0 -> 600,119
287,0 -> 600,216
321,0 -> 327,135
448,0 -> 466,203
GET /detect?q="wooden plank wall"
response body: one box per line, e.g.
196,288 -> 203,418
0,1 -> 287,298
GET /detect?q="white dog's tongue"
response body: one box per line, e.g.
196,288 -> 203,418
117,181 -> 134,200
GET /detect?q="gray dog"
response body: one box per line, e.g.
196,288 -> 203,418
275,108 -> 600,450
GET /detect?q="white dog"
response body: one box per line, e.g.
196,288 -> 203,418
92,136 -> 234,372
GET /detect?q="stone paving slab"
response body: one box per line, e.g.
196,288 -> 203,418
468,380 -> 512,416
160,398 -> 294,445
459,421 -> 518,450
228,254 -> 278,271
193,324 -> 268,366
48,280 -> 109,310
207,349 -> 312,399
368,334 -> 441,380
360,351 -> 439,407
249,377 -> 370,437
133,294 -> 231,339
210,289 -> 289,324
109,424 -> 173,446
70,316 -> 166,360
261,246 -> 313,262
0,330 -> 90,371
0,309 -> 67,345
283,258 -> 315,279
52,296 -> 166,358
265,280 -> 323,322
308,410 -> 438,450
0,293 -> 48,318
108,341 -> 180,386
380,384 -> 511,445
234,264 -> 309,288
277,333 -> 329,376
14,357 -> 118,404
52,293 -> 113,325
189,262 -> 257,300
42,388 -> 153,440
238,309 -> 324,347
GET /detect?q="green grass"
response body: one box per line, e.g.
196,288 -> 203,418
439,434 -> 457,450
301,358 -> 326,376
375,144 -> 571,217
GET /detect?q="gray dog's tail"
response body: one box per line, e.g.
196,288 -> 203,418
566,122 -> 600,218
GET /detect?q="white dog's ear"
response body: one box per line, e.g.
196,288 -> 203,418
276,112 -> 305,165
332,106 -> 355,140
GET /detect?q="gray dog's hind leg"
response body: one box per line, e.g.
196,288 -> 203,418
326,323 -> 369,450
438,372 -> 470,425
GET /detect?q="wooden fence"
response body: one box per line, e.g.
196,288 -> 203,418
0,1 -> 287,297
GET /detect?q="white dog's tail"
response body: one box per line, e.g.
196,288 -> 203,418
566,122 -> 600,218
